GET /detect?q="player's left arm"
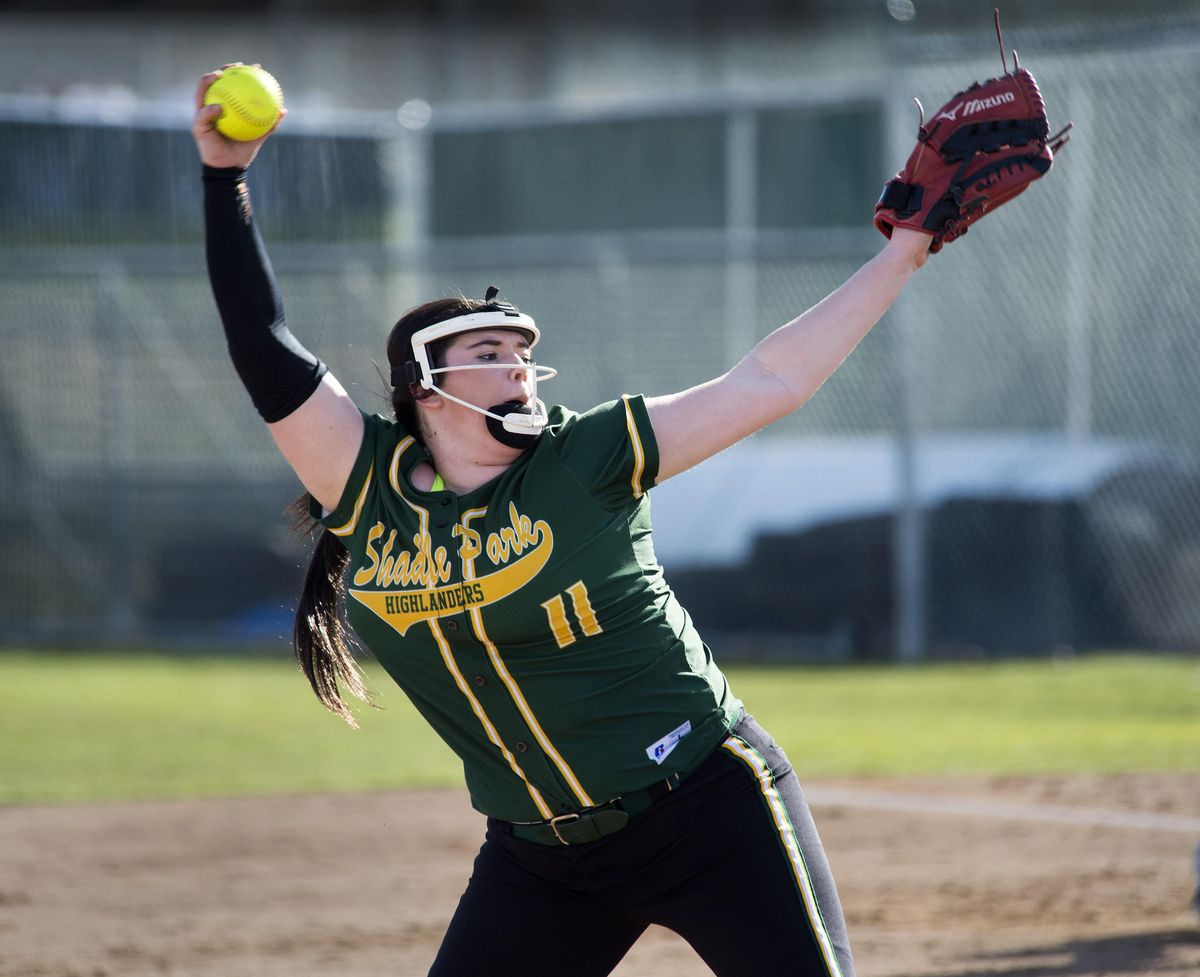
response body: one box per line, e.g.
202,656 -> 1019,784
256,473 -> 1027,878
647,227 -> 929,482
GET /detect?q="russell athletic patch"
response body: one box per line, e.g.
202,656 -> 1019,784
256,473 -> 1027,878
646,720 -> 692,765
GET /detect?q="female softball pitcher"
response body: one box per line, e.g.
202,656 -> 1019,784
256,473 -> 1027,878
195,46 -> 1060,977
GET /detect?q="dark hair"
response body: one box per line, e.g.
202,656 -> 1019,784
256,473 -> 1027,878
289,294 -> 490,725
386,295 -> 489,445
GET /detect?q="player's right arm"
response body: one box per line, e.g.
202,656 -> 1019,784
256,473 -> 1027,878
194,68 -> 362,512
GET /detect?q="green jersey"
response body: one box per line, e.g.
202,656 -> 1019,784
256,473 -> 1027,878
314,394 -> 742,822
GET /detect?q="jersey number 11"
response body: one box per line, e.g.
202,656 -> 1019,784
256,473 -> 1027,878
541,581 -> 602,649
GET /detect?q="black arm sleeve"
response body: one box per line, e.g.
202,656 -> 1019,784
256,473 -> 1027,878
203,165 -> 327,423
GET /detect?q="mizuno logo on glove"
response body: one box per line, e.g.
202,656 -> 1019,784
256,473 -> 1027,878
937,90 -> 1017,123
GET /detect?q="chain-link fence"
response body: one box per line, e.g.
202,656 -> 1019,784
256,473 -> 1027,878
2,19 -> 1199,658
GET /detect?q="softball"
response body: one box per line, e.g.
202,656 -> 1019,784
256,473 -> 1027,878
203,64 -> 284,142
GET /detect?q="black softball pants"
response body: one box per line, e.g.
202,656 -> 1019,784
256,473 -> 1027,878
428,713 -> 855,977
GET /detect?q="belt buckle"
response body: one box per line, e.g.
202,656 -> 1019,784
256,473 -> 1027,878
549,812 -> 583,845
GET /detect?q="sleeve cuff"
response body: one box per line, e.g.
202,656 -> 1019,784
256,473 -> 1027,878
202,164 -> 248,182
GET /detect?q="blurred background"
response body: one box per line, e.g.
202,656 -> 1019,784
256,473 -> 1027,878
2,0 -> 1199,662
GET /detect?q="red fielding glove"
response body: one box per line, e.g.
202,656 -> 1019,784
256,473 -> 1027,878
875,13 -> 1071,253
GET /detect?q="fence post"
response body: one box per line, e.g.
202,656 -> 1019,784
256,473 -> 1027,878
382,107 -> 432,319
884,65 -> 926,664
724,107 -> 758,370
98,260 -> 139,640
1063,84 -> 1094,443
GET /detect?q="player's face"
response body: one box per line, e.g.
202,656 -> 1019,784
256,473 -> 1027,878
437,329 -> 534,411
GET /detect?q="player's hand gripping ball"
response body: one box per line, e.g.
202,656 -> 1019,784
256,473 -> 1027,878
203,64 -> 284,142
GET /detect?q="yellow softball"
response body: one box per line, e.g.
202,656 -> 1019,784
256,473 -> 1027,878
203,64 -> 284,142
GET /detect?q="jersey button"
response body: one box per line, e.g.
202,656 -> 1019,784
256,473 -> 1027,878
440,498 -> 452,506
473,675 -> 486,687
515,741 -> 528,753
445,620 -> 459,631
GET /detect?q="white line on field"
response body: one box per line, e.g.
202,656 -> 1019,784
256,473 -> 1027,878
805,786 -> 1200,833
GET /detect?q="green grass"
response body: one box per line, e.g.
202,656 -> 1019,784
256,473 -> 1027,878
730,655 -> 1200,776
1,651 -> 1196,805
0,651 -> 460,805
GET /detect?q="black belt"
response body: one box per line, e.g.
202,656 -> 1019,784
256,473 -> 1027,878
501,773 -> 681,846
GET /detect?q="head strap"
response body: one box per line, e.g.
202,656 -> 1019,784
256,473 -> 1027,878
391,360 -> 423,388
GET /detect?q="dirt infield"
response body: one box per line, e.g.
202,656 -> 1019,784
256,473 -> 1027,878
2,774 -> 1197,977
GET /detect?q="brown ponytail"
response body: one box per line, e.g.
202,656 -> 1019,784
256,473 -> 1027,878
287,497 -> 372,727
287,292 -> 491,725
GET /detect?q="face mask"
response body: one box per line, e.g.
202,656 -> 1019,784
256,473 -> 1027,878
392,298 -> 557,447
